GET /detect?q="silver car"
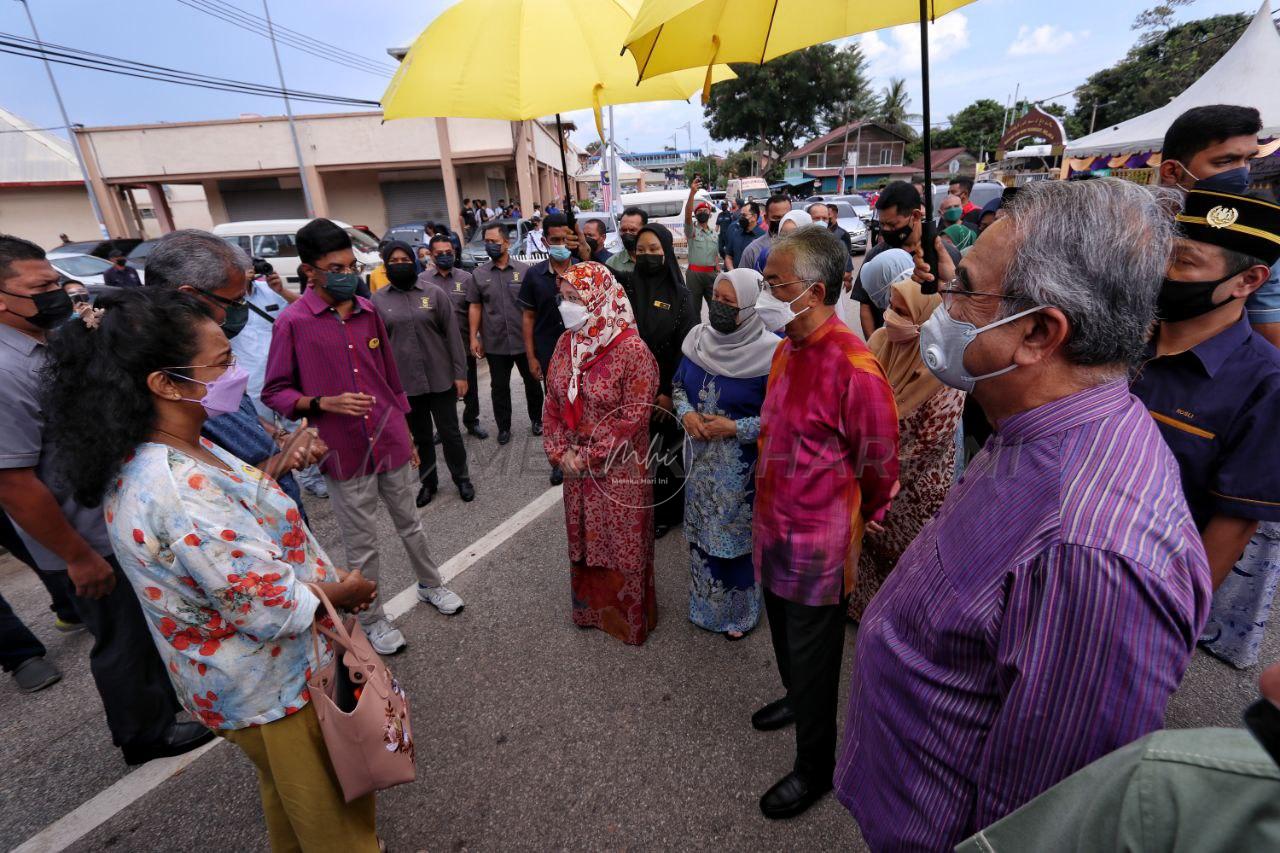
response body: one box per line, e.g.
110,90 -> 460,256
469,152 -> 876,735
46,251 -> 116,286
826,201 -> 869,254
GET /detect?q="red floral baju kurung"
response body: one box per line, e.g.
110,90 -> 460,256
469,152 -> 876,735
543,332 -> 660,645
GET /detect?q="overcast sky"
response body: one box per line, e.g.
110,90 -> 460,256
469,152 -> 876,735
0,0 -> 1260,156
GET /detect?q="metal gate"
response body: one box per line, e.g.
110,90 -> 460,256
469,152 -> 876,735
381,179 -> 448,227
486,176 -> 508,206
219,178 -> 307,221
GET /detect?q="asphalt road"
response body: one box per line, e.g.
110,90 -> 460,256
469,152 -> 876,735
3,285 -> 1275,852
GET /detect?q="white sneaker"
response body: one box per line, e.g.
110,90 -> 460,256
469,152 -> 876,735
363,619 -> 406,655
417,584 -> 464,615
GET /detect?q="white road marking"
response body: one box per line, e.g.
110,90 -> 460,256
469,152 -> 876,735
12,485 -> 563,853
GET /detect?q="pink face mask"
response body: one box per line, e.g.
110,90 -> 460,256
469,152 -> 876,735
883,308 -> 920,343
167,363 -> 249,418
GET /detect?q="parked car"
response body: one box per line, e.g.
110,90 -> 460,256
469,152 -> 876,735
46,251 -> 115,287
54,238 -> 143,260
826,201 -> 869,254
571,210 -> 622,256
125,239 -> 160,271
212,219 -> 381,285
617,188 -> 713,245
384,221 -> 465,263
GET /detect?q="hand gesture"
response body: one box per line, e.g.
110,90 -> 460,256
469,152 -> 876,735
700,414 -> 737,440
337,569 -> 378,612
454,379 -> 469,399
322,392 -> 375,417
681,411 -> 708,440
528,355 -> 544,382
471,339 -> 484,359
68,550 -> 116,599
689,176 -> 703,193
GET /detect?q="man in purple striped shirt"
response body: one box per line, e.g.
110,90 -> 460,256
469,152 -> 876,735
835,180 -> 1212,850
263,220 -> 463,657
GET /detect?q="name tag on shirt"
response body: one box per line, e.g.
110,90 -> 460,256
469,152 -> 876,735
653,300 -> 670,310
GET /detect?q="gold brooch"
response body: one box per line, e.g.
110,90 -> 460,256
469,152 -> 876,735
369,337 -> 380,349
420,297 -> 431,309
1206,206 -> 1239,229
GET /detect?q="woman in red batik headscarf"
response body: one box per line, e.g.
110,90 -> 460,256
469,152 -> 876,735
542,261 -> 660,645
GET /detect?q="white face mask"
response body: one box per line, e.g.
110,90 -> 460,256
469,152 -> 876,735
918,303 -> 1043,393
558,299 -> 589,332
755,282 -> 814,332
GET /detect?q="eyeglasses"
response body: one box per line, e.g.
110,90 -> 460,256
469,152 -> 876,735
764,278 -> 815,291
161,353 -> 238,372
936,280 -> 1025,311
314,262 -> 368,276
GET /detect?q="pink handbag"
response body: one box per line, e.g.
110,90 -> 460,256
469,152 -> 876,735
307,584 -> 416,803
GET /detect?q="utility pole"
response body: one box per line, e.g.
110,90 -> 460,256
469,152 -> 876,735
17,0 -> 107,237
1089,101 -> 1115,135
262,0 -> 315,216
608,106 -> 621,214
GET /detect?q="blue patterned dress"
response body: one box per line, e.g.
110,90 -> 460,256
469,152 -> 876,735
673,358 -> 766,634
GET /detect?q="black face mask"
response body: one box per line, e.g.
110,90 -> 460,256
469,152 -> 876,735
386,262 -> 417,289
695,212 -> 711,224
707,300 -> 740,334
635,254 -> 665,275
113,258 -> 126,267
620,233 -> 639,253
880,225 -> 913,248
0,287 -> 74,329
768,219 -> 781,236
737,215 -> 751,231
434,253 -> 456,271
484,241 -> 505,260
585,237 -> 600,254
1157,271 -> 1239,322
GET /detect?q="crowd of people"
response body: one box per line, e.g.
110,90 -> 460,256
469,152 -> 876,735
3,102 -> 1280,851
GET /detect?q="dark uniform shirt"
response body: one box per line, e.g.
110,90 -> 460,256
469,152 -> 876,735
425,267 -> 476,352
370,280 -> 466,396
720,222 -> 766,268
516,259 -> 576,371
103,263 -> 142,288
466,258 -> 529,356
1130,314 -> 1280,529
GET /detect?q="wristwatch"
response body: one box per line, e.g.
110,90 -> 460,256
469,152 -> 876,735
308,396 -> 323,416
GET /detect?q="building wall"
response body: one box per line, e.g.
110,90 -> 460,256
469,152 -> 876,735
321,170 -> 392,234
0,185 -> 101,248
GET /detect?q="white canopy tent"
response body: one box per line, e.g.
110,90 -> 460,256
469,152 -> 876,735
574,144 -> 644,181
1065,1 -> 1280,158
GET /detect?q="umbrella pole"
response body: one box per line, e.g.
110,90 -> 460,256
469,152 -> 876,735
918,0 -> 933,219
555,113 -> 576,223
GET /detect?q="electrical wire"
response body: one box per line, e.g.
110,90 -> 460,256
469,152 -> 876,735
0,34 -> 379,106
173,0 -> 395,78
196,0 -> 398,72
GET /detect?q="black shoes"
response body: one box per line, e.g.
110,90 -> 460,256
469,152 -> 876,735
759,771 -> 832,820
458,480 -> 476,502
122,720 -> 215,766
549,467 -> 564,486
416,483 -> 437,507
466,424 -> 490,440
497,430 -> 512,445
531,422 -> 543,436
751,697 -> 795,731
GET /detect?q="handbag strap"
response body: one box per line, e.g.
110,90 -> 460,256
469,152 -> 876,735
307,582 -> 369,663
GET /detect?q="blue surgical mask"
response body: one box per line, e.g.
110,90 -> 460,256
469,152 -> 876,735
322,271 -> 360,302
1194,166 -> 1251,196
548,245 -> 573,262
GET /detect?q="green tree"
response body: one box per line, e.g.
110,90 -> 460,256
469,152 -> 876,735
1133,0 -> 1194,42
931,98 -> 1005,157
876,78 -> 920,138
585,140 -> 602,156
1070,12 -> 1251,134
683,156 -> 725,188
704,43 -> 871,165
818,45 -> 877,132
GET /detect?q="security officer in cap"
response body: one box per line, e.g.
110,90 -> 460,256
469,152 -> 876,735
1132,189 -> 1280,620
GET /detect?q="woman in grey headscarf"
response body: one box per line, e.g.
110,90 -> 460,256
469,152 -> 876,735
673,268 -> 781,639
858,248 -> 915,313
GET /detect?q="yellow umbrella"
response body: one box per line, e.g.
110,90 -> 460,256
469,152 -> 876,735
622,0 -> 978,220
381,0 -> 734,142
623,0 -> 976,82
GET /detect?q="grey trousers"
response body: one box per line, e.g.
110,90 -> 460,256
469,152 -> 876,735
324,463 -> 443,623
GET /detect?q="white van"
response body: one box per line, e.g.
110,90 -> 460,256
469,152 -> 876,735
618,188 -> 712,245
726,176 -> 771,205
212,219 -> 382,285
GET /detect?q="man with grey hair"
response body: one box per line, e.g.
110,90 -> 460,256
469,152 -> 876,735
145,229 -> 327,516
834,179 -> 1212,849
751,225 -> 899,820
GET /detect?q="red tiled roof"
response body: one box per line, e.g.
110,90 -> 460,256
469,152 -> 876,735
785,121 -> 911,159
906,147 -> 972,171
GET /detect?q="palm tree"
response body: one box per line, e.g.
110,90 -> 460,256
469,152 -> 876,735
876,78 -> 921,137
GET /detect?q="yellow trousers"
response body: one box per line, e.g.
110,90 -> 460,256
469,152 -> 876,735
224,703 -> 379,853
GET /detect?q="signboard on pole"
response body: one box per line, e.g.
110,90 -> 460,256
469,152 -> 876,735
996,106 -> 1068,159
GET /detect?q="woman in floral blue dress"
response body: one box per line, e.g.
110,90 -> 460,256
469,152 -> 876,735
43,288 -> 382,852
674,269 -> 781,638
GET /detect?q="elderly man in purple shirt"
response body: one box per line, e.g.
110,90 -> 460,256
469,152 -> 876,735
263,219 -> 463,657
835,179 -> 1212,850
